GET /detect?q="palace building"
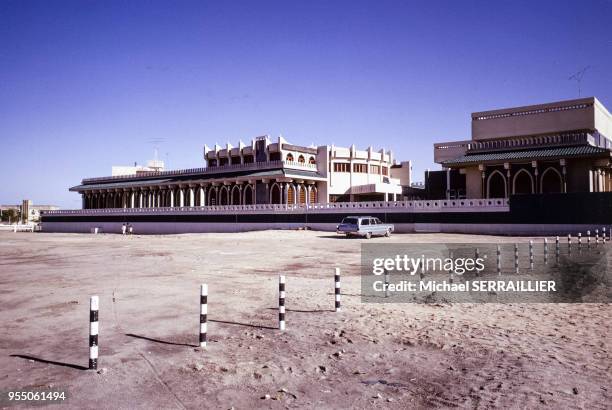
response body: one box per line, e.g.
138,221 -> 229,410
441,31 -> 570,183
432,97 -> 612,199
70,136 -> 410,209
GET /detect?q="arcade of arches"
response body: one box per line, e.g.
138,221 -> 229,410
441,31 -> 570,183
81,180 -> 319,209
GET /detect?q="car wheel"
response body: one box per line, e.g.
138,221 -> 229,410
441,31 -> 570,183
365,232 -> 372,239
385,229 -> 391,237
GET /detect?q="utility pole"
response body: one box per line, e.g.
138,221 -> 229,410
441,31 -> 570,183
568,66 -> 590,97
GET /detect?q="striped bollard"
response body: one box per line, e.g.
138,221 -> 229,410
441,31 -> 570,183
199,284 -> 207,348
543,238 -> 548,265
475,248 -> 480,276
448,251 -> 454,283
89,296 -> 99,370
603,227 -> 607,244
595,229 -> 599,246
496,245 -> 501,275
529,240 -> 533,269
419,260 -> 425,279
334,268 -> 341,312
567,234 -> 572,255
384,269 -> 390,298
514,244 -> 519,274
555,236 -> 560,262
578,233 -> 582,250
278,275 -> 286,331
587,230 -> 591,249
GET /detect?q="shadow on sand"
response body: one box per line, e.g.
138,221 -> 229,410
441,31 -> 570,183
125,333 -> 196,348
208,319 -> 277,330
10,354 -> 88,370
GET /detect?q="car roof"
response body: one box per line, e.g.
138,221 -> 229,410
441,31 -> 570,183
345,216 -> 375,219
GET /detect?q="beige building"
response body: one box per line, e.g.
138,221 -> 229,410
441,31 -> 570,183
434,97 -> 612,199
71,135 -> 410,208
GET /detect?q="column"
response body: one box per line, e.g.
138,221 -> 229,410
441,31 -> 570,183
446,168 -> 451,199
130,191 -> 135,208
179,188 -> 185,207
82,194 -> 86,209
189,187 -> 195,207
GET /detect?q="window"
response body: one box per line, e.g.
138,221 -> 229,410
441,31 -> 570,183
370,165 -> 380,174
309,156 -> 316,164
360,218 -> 369,225
286,153 -> 294,162
298,155 -> 305,163
382,167 -> 389,176
374,218 -> 382,224
334,163 -> 350,172
353,163 -> 367,173
243,155 -> 254,164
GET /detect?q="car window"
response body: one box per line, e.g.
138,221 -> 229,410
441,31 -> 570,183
342,217 -> 358,225
375,218 -> 382,224
361,218 -> 369,225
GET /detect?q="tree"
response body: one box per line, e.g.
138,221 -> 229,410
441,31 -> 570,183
1,209 -> 20,223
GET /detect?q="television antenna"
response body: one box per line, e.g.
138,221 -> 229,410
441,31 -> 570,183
146,138 -> 166,161
568,66 -> 590,97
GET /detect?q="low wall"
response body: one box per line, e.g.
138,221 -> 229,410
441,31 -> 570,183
40,194 -> 612,235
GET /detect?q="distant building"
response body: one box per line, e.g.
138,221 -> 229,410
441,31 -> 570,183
432,97 -> 612,199
69,135 -> 411,208
0,201 -> 59,223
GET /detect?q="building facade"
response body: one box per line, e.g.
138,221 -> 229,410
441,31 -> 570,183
71,136 -> 409,209
433,97 -> 612,199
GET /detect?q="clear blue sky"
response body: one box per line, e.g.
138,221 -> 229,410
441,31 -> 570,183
1,0 -> 611,208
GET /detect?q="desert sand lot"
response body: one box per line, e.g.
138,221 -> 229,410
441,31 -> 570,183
0,230 -> 610,409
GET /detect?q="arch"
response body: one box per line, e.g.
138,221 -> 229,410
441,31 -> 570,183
231,185 -> 241,205
309,186 -> 317,203
270,183 -> 282,204
297,155 -> 305,164
309,156 -> 316,164
207,187 -> 217,206
540,167 -> 563,193
486,170 -> 507,198
219,186 -> 229,205
298,185 -> 306,204
287,184 -> 296,204
244,185 -> 254,205
286,153 -> 294,162
512,168 -> 534,195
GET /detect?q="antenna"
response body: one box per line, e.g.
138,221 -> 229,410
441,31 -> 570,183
568,66 -> 590,97
146,138 -> 165,161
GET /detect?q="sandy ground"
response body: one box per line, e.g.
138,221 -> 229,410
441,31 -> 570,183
0,230 -> 610,409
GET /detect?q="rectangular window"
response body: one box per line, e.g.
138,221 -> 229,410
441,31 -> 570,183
333,163 -> 350,172
382,167 -> 389,176
353,163 -> 367,173
370,165 -> 380,174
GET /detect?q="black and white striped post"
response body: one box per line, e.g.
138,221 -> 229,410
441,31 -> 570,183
278,275 -> 286,331
384,269 -> 390,298
475,248 -> 480,276
199,284 -> 207,348
587,230 -> 591,249
449,250 -> 454,283
578,232 -> 582,250
496,245 -> 501,275
89,296 -> 99,370
514,244 -> 519,274
544,238 -> 548,265
567,234 -> 572,255
529,240 -> 534,269
595,229 -> 599,246
555,236 -> 560,262
603,227 -> 607,244
334,268 -> 341,312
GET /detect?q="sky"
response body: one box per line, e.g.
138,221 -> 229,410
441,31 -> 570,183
1,0 -> 611,208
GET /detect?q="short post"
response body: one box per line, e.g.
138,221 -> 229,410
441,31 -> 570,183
529,240 -> 534,269
384,269 -> 390,298
278,275 -> 286,331
89,296 -> 99,370
496,245 -> 501,275
603,227 -> 607,244
543,238 -> 548,265
475,248 -> 480,276
578,232 -> 582,249
587,230 -> 591,248
448,250 -> 454,283
334,268 -> 341,312
595,229 -> 599,246
514,244 -> 519,274
567,234 -> 572,255
199,284 -> 207,348
555,236 -> 560,261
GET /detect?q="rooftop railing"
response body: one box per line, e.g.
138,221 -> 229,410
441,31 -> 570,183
42,198 -> 509,216
82,160 -> 318,184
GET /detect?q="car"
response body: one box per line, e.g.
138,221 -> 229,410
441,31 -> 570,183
336,216 -> 394,239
